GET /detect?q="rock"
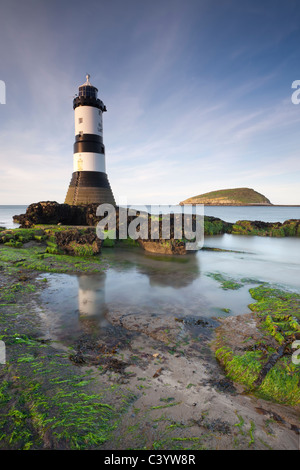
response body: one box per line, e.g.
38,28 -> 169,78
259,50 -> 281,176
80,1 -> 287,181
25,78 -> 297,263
55,228 -> 102,255
232,219 -> 300,236
85,203 -> 102,226
14,201 -> 86,227
138,239 -> 187,255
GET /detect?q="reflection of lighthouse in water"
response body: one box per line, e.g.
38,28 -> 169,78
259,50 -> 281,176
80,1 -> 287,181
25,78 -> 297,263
77,274 -> 108,327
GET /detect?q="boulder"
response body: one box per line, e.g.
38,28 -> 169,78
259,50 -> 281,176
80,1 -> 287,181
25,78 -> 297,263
55,228 -> 102,256
138,239 -> 187,255
14,201 -> 87,227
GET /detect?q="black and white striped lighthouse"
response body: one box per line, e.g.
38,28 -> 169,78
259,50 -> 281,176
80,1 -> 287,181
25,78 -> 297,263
65,75 -> 115,206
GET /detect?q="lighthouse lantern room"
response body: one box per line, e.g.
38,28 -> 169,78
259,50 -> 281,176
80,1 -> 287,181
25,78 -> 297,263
65,75 -> 115,206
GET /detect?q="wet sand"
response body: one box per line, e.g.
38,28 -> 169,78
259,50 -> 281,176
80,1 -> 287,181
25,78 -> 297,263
37,286 -> 300,450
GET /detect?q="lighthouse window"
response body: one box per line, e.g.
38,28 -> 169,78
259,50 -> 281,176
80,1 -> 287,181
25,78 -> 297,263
78,118 -> 83,124
78,86 -> 97,98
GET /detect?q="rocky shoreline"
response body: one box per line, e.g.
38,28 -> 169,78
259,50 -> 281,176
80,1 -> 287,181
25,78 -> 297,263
11,201 -> 300,257
0,202 -> 299,450
12,201 -> 232,255
0,255 -> 299,450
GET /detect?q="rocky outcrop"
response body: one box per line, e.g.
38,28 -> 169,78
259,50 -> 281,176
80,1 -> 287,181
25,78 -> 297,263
137,239 -> 187,255
99,208 -> 195,254
0,225 -> 102,257
13,202 -> 300,259
232,219 -> 300,236
12,202 -> 235,255
55,228 -> 102,256
13,201 -> 107,228
13,201 -> 87,227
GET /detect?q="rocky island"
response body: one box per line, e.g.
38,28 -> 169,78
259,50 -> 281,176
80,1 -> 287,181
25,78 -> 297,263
180,187 -> 272,206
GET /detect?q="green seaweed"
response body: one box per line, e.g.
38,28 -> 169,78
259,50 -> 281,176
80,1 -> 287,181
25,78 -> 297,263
0,283 -> 36,304
0,331 -> 133,450
231,219 -> 300,237
206,272 -> 243,290
215,284 -> 300,406
215,347 -> 263,387
0,245 -> 104,274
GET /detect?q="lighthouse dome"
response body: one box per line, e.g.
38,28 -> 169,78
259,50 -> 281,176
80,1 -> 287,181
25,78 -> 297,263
73,74 -> 106,112
78,74 -> 98,98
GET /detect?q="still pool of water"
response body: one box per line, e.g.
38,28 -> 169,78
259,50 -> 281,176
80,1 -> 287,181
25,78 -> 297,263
38,234 -> 300,341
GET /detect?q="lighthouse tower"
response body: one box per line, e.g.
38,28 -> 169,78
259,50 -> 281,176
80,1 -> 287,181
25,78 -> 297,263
65,75 -> 115,206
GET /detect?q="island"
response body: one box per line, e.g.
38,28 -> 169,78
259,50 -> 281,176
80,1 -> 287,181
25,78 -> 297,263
179,187 -> 272,205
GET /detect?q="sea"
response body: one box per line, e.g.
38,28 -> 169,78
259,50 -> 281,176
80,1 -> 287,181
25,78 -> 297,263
1,204 -> 300,229
0,205 -> 28,229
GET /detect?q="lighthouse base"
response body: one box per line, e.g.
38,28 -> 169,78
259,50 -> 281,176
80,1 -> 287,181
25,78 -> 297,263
65,171 -> 115,206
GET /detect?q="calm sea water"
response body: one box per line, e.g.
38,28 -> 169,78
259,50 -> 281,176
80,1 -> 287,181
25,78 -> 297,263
0,205 -> 28,229
204,205 -> 300,223
39,235 -> 300,341
0,204 -> 300,229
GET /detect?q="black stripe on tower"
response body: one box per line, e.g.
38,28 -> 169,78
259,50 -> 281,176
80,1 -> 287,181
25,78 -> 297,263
68,171 -> 111,189
75,134 -> 103,144
74,134 -> 105,154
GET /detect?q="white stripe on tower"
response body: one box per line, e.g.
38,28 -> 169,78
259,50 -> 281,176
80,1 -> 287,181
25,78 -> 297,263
73,152 -> 106,173
74,106 -> 103,137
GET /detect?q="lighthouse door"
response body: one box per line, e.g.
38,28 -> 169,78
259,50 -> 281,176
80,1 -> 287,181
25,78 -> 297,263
77,157 -> 83,171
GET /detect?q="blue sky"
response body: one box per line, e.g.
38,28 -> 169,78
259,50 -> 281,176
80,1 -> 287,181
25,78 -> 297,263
0,0 -> 300,205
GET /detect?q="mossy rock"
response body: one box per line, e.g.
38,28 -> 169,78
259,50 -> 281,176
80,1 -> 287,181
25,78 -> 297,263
214,284 -> 300,406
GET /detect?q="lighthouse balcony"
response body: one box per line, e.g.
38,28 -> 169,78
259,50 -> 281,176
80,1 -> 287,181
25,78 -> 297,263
73,95 -> 107,112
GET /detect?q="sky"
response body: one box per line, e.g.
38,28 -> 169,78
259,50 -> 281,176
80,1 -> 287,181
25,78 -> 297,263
0,0 -> 300,205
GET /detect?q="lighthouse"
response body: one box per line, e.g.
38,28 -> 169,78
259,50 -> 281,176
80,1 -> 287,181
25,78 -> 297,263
65,75 -> 115,206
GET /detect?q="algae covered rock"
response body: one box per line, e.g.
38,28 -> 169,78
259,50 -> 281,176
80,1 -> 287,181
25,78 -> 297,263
232,219 -> 300,237
137,239 -> 187,255
214,284 -> 300,406
204,216 -> 232,236
55,228 -> 102,256
0,227 -> 47,247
